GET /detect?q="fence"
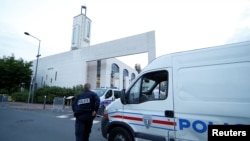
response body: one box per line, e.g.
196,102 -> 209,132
0,94 -> 9,107
0,94 -> 8,102
52,97 -> 65,112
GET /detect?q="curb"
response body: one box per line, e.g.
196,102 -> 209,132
0,102 -> 72,112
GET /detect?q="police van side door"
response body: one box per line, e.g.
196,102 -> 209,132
122,69 -> 176,140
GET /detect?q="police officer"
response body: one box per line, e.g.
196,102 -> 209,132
72,83 -> 100,141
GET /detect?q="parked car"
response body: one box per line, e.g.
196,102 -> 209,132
92,87 -> 121,115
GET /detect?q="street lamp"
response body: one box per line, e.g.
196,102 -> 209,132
24,32 -> 41,103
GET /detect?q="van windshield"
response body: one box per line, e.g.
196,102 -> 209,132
92,88 -> 108,97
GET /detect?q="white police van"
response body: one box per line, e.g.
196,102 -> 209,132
101,41 -> 250,141
92,87 -> 121,115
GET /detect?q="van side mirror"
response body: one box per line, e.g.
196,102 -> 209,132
120,89 -> 127,105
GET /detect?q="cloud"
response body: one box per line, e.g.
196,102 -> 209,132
226,4 -> 250,43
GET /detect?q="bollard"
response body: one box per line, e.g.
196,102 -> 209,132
43,95 -> 47,110
63,96 -> 66,109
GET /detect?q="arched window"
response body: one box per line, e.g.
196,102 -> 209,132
123,69 -> 129,77
111,63 -> 119,87
123,69 -> 129,89
131,73 -> 136,81
111,63 -> 119,74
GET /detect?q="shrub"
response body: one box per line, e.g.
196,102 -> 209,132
10,84 -> 85,104
11,91 -> 29,102
35,86 -> 76,104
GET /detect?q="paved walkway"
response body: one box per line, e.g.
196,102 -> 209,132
0,101 -> 72,112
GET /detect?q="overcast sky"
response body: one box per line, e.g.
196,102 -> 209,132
1,0 -> 250,69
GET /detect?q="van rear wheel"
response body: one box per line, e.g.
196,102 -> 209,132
108,127 -> 133,141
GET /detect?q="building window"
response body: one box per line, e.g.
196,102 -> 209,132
123,69 -> 129,89
41,77 -> 43,85
131,73 -> 136,81
96,60 -> 101,88
55,71 -> 57,81
111,63 -> 119,88
71,25 -> 79,45
85,19 -> 91,40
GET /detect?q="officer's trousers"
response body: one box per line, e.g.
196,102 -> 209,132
75,117 -> 94,141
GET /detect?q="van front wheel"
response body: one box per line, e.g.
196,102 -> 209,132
108,127 -> 133,141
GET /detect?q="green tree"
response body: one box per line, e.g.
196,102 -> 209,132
0,55 -> 33,94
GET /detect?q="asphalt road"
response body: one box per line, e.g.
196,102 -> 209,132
0,102 -> 106,141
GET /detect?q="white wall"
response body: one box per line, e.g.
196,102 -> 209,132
87,61 -> 97,88
32,31 -> 155,89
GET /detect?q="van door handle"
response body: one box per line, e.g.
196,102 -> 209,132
165,110 -> 174,118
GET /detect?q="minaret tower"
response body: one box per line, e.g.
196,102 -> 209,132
71,6 -> 91,50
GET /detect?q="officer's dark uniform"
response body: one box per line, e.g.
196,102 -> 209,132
72,89 -> 100,141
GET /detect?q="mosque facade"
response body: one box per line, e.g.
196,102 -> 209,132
31,6 -> 156,90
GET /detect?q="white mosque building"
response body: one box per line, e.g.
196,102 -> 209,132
31,6 -> 156,90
